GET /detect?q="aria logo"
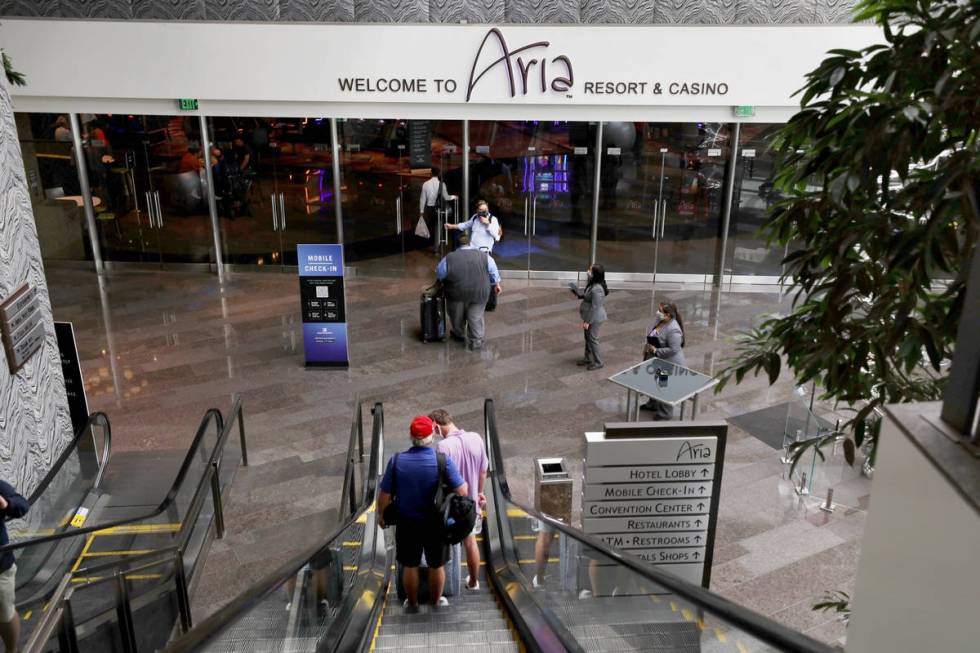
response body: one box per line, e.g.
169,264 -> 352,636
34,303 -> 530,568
466,28 -> 574,102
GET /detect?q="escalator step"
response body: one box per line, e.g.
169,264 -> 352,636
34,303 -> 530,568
374,644 -> 519,653
375,629 -> 518,648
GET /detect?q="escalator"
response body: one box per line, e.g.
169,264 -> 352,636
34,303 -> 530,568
4,395 -> 248,652
163,399 -> 836,653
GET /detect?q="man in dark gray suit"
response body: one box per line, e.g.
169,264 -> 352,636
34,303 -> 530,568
436,233 -> 502,351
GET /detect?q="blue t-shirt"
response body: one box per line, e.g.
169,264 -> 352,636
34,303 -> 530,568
379,447 -> 465,520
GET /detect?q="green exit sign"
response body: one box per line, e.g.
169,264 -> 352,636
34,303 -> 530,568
178,98 -> 199,111
734,105 -> 756,118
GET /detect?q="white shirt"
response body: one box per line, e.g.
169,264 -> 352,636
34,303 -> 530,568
419,176 -> 455,214
457,214 -> 502,251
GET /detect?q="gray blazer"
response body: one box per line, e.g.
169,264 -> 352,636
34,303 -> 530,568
652,319 -> 686,367
575,284 -> 608,325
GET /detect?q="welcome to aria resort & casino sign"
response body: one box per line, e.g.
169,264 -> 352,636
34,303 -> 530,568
336,28 -> 731,103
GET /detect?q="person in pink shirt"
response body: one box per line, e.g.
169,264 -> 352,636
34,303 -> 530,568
431,409 -> 488,591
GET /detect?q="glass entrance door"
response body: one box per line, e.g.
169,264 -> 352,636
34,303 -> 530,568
83,114 -> 214,266
469,121 -> 594,277
594,122 -> 731,283
724,123 -> 791,283
338,118 -> 464,278
211,117 -> 339,269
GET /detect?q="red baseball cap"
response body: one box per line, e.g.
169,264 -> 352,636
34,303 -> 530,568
410,415 -> 434,440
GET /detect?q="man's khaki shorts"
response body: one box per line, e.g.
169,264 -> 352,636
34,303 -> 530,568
0,564 -> 17,623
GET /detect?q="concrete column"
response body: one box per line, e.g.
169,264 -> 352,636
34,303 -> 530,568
0,74 -> 73,493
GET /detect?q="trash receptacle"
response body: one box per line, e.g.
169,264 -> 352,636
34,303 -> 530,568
533,457 -> 572,525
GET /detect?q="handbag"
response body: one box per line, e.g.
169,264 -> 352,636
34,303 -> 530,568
485,285 -> 498,312
381,453 -> 400,528
415,215 -> 431,239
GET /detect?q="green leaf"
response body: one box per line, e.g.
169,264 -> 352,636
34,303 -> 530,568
714,0 -> 977,472
843,438 -> 856,466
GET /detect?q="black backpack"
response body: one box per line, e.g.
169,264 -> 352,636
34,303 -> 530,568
433,452 -> 477,545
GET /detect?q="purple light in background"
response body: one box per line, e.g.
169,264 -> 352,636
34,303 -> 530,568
318,171 -> 334,206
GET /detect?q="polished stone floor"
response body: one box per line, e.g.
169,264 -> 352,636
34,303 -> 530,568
44,264 -> 867,645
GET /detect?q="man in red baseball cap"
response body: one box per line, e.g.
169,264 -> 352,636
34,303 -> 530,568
378,416 -> 467,612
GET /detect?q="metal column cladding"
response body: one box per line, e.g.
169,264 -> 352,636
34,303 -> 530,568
297,244 -> 350,368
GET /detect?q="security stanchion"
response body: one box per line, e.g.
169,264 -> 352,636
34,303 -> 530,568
820,488 -> 836,513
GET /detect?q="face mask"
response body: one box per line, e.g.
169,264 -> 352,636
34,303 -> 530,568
656,310 -> 665,321
478,210 -> 488,217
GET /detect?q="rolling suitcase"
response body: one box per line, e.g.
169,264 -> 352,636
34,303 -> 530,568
395,542 -> 462,602
420,285 -> 446,343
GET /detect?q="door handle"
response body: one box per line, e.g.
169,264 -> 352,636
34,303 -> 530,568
661,199 -> 667,239
445,201 -> 452,246
271,193 -> 278,231
652,201 -> 659,239
279,193 -> 286,230
532,194 -> 537,236
395,196 -> 401,234
144,191 -> 153,228
154,192 -> 163,228
523,196 -> 529,236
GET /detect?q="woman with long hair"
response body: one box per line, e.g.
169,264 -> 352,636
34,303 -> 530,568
570,263 -> 609,371
642,300 -> 687,419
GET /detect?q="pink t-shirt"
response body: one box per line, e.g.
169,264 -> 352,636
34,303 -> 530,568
437,429 -> 488,500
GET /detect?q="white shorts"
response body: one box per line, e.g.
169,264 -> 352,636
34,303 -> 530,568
0,564 -> 16,623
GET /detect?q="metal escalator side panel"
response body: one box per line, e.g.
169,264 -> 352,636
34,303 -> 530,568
323,506 -> 391,653
482,399 -> 836,653
161,401 -> 385,653
482,467 -> 585,653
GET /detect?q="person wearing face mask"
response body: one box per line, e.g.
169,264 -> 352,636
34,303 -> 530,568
642,301 -> 687,419
569,263 -> 609,371
446,199 -> 501,252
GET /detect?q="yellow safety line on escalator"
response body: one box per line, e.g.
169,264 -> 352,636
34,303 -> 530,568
491,582 -> 526,653
94,523 -> 181,535
70,534 -> 97,574
58,521 -> 183,593
72,573 -> 163,583
367,586 -> 387,653
82,549 -> 156,557
736,641 -> 750,653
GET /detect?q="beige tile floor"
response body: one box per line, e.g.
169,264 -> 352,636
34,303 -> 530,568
44,264 -> 867,645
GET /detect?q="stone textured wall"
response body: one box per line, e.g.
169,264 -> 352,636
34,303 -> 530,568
0,0 -> 860,23
0,73 -> 74,496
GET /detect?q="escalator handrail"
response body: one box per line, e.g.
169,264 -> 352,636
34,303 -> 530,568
484,398 -> 837,653
25,412 -> 112,505
2,395 -> 243,553
162,401 -> 385,653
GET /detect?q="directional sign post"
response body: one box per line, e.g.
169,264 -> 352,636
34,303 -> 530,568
581,421 -> 727,588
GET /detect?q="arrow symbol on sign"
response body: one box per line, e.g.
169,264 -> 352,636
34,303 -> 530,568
700,486 -> 706,493
697,502 -> 705,510
695,519 -> 703,527
693,552 -> 701,560
701,468 -> 709,477
695,535 -> 702,543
